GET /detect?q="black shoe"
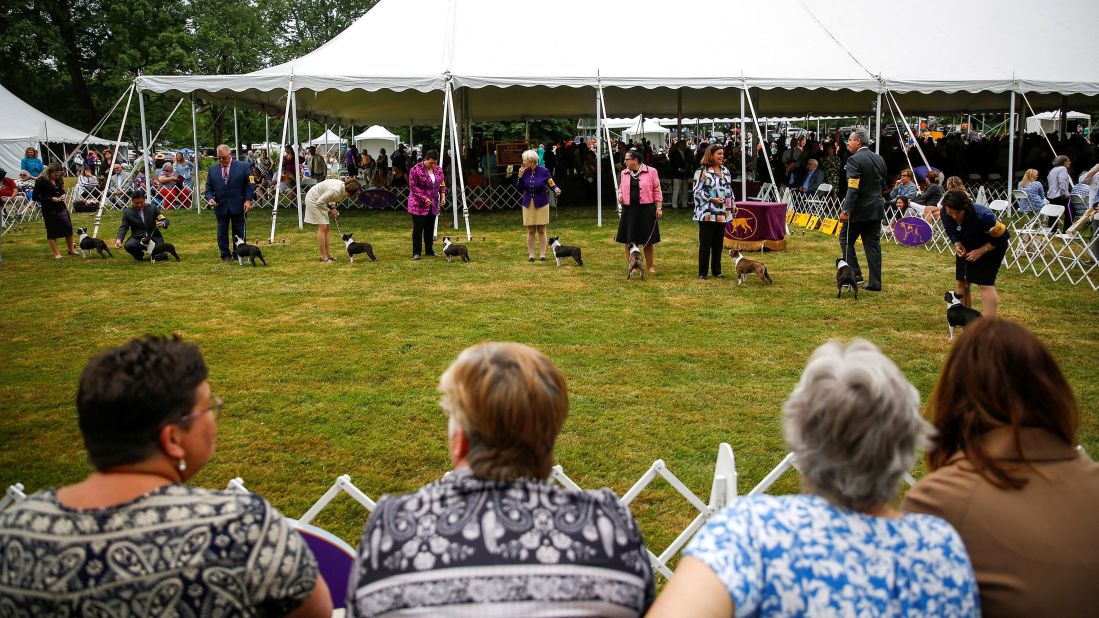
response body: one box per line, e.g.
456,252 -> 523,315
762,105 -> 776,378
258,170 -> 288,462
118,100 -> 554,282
699,275 -> 708,280
528,256 -> 535,262
425,251 -> 437,257
539,256 -> 546,262
864,285 -> 882,292
221,257 -> 232,262
412,254 -> 421,261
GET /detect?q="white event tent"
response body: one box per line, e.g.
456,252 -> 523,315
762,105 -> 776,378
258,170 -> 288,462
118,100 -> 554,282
354,125 -> 399,157
622,116 -> 669,146
131,0 -> 1099,238
1025,110 -> 1090,135
304,129 -> 343,157
0,84 -> 118,174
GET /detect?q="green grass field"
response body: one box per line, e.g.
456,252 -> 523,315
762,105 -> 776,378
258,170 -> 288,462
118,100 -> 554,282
1,205 -> 1096,558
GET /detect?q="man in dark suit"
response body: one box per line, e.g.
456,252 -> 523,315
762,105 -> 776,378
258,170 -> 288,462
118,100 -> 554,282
796,159 -> 824,194
204,144 -> 255,261
839,130 -> 887,291
114,190 -> 168,261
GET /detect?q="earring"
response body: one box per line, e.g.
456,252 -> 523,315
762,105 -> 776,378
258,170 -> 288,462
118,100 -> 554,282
178,459 -> 187,473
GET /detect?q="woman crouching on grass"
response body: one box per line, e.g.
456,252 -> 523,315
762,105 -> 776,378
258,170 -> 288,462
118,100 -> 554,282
303,176 -> 361,262
941,188 -> 1010,317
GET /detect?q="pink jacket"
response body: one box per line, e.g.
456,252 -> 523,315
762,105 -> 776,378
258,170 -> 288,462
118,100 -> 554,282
407,162 -> 445,216
618,165 -> 663,205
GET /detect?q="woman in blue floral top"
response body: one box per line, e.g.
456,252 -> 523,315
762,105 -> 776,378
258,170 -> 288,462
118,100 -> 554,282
648,339 -> 979,618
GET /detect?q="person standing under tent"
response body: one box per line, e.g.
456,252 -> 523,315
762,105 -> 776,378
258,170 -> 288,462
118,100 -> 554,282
204,144 -> 255,263
279,144 -> 299,202
172,152 -> 194,193
304,177 -> 361,263
691,144 -> 732,280
406,150 -> 445,260
21,147 -> 44,179
1046,155 -> 1073,231
306,146 -> 326,187
345,143 -> 360,179
33,163 -> 76,259
517,149 -> 560,262
157,162 -> 189,210
669,140 -> 693,209
374,148 -> 389,187
940,189 -> 1009,317
617,148 -> 663,274
115,190 -> 168,261
820,142 -> 841,195
839,130 -> 886,292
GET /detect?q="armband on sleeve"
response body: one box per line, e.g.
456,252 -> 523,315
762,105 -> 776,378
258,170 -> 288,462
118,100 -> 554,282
988,221 -> 1006,238
847,178 -> 860,189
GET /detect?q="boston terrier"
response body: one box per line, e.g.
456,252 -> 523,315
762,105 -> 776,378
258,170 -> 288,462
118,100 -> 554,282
442,236 -> 470,262
342,233 -> 376,263
627,243 -> 645,280
233,235 -> 267,266
547,236 -> 583,267
945,291 -> 982,340
836,258 -> 858,300
141,234 -> 179,263
731,250 -> 772,285
75,227 -> 113,258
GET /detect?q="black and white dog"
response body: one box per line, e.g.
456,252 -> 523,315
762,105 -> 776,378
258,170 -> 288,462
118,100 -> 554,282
140,234 -> 179,263
442,236 -> 470,262
944,291 -> 982,340
75,227 -> 113,258
547,236 -> 582,267
627,243 -> 645,280
836,258 -> 858,299
341,233 -> 376,263
233,235 -> 267,266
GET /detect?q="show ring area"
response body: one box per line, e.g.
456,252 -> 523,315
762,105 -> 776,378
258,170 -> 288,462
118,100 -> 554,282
1,0 -> 1097,615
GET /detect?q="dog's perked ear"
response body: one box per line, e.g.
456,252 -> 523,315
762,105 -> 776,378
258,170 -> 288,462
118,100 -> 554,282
944,291 -> 954,303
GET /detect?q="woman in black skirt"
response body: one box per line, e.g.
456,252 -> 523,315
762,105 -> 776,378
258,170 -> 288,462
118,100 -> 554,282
940,189 -> 1010,317
615,148 -> 663,272
34,163 -> 75,259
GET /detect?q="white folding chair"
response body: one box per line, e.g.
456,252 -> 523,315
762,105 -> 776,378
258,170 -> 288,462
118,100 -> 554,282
1049,204 -> 1098,285
988,199 -> 1010,218
804,183 -> 831,217
1011,203 -> 1064,277
1012,189 -> 1044,222
747,182 -> 775,202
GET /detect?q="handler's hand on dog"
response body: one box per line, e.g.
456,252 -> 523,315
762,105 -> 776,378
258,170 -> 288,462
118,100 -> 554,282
955,242 -> 967,257
114,240 -> 122,249
965,247 -> 986,262
330,208 -> 339,217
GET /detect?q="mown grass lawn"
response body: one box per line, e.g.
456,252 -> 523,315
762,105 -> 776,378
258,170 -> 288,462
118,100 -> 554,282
1,205 -> 1096,558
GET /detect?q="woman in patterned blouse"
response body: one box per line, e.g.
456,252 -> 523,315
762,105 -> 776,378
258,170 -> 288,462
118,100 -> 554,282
692,144 -> 735,279
649,339 -> 979,617
0,336 -> 332,617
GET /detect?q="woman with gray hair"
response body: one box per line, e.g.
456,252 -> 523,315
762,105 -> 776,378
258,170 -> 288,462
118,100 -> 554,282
516,148 -> 560,261
648,339 -> 979,617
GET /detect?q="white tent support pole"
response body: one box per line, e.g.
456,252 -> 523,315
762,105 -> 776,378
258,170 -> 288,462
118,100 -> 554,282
742,85 -> 778,190
676,89 -> 683,140
885,92 -> 931,172
882,93 -> 916,179
308,119 -> 312,142
92,84 -> 136,238
269,81 -> 293,244
137,89 -> 153,200
874,91 -> 882,154
1018,91 -> 1058,158
265,114 -> 270,155
740,89 -> 747,197
233,105 -> 239,157
1007,92 -> 1016,196
191,95 -> 200,214
436,80 -> 450,238
597,85 -> 619,201
55,85 -> 131,173
595,88 -> 602,227
446,85 -> 471,240
409,122 -> 413,148
291,91 -> 303,229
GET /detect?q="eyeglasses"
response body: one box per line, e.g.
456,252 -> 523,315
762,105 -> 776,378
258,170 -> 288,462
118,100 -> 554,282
177,396 -> 223,425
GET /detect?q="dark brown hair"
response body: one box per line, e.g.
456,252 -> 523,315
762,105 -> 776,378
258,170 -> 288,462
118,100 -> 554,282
700,144 -> 724,167
926,319 -> 1078,489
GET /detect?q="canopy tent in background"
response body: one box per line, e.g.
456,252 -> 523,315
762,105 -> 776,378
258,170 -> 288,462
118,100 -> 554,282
304,129 -> 343,157
621,116 -> 669,147
1025,110 -> 1090,135
0,84 -> 121,173
354,125 -> 399,157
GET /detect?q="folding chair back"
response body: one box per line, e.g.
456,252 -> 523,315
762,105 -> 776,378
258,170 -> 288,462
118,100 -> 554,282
988,199 -> 1010,217
1012,189 -> 1042,214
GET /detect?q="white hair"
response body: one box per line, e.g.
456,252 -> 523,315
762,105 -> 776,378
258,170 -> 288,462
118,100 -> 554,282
782,339 -> 933,510
521,149 -> 539,165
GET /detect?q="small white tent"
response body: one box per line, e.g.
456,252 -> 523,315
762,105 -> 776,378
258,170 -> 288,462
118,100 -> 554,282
622,116 -> 669,147
0,84 -> 118,173
304,130 -> 343,157
354,125 -> 399,157
1025,110 -> 1089,134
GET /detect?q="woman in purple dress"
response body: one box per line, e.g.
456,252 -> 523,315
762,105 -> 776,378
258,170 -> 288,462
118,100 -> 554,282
516,149 -> 560,261
33,163 -> 76,258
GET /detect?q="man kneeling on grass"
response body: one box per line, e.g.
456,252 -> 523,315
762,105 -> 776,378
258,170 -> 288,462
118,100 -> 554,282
346,342 -> 656,617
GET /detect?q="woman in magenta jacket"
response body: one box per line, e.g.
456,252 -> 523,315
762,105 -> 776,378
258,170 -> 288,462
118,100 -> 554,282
407,150 -> 445,259
616,148 -> 663,272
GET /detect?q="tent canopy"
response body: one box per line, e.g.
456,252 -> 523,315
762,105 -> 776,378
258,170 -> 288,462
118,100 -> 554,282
354,125 -> 399,155
0,84 -> 116,172
622,116 -> 669,145
304,129 -> 343,146
136,0 -> 1099,123
1025,110 -> 1090,134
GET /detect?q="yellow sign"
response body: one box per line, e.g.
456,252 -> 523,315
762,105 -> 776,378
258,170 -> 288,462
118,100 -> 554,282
806,216 -> 821,230
793,213 -> 811,227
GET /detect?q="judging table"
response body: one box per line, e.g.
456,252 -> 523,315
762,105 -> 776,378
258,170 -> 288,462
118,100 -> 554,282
723,201 -> 788,251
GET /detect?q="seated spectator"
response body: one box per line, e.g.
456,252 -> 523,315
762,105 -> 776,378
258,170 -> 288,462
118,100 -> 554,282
922,175 -> 969,223
157,162 -> 190,209
796,158 -> 823,194
892,195 -> 911,221
16,169 -> 34,193
914,169 -> 944,205
904,319 -> 1099,616
1069,172 -> 1092,223
0,335 -> 332,617
74,165 -> 101,210
1017,168 -> 1045,212
104,163 -> 131,207
20,147 -> 44,178
649,339 -> 978,617
889,169 -> 919,201
0,168 -> 16,200
347,342 -> 655,617
173,152 -> 195,190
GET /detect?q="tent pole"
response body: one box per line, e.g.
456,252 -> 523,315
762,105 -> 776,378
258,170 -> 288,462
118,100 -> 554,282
740,89 -> 747,198
437,80 -> 450,237
265,113 -> 270,155
137,89 -> 153,199
596,84 -> 619,223
291,90 -> 303,229
233,105 -> 240,158
191,95 -> 200,214
308,119 -> 312,142
742,85 -> 778,190
409,122 -> 413,148
874,92 -> 882,154
269,80 -> 293,243
446,85 -> 471,240
1007,92 -> 1016,197
92,84 -> 136,238
677,88 -> 682,140
595,88 -> 602,227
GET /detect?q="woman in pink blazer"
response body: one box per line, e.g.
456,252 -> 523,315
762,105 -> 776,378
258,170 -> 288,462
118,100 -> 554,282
406,150 -> 446,259
616,148 -> 663,272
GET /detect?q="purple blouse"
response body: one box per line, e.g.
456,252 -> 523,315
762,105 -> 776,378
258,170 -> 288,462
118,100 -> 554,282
517,166 -> 557,208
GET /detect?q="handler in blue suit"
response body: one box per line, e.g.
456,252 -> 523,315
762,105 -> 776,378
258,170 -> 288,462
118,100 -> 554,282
204,144 -> 255,261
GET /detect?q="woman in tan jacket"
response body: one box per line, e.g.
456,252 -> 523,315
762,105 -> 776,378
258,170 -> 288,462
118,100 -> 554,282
903,318 -> 1099,617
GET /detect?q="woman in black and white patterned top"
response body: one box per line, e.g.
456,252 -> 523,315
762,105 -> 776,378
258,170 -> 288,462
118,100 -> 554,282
0,336 -> 332,617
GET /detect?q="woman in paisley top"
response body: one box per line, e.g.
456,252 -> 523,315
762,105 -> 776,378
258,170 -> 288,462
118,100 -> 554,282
649,339 -> 979,618
0,336 -> 332,618
692,144 -> 735,279
347,342 -> 655,617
